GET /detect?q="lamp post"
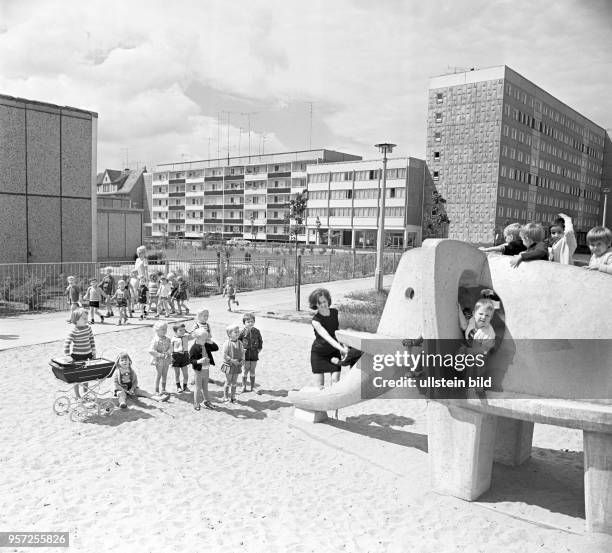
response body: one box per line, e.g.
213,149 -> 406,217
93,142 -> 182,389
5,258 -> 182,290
603,188 -> 610,226
374,143 -> 396,291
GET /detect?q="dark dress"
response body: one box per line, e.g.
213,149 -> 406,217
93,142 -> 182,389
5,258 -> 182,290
310,308 -> 341,374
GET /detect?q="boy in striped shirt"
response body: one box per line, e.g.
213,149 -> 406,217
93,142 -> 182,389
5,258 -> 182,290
63,308 -> 97,398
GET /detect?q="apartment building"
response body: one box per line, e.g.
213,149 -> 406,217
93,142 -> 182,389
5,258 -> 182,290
426,66 -> 607,244
306,157 -> 427,248
151,150 -> 361,242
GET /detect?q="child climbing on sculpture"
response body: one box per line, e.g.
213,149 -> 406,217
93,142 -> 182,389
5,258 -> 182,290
480,223 -> 526,256
584,226 -> 612,274
548,213 -> 577,265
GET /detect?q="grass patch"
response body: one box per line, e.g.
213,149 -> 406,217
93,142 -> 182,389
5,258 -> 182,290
337,288 -> 389,333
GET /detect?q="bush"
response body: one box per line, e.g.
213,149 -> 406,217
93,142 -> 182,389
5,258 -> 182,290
11,276 -> 46,310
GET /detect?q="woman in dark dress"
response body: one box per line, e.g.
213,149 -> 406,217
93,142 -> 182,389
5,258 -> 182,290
309,288 -> 348,388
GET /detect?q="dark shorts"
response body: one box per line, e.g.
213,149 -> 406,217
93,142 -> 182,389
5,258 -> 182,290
172,352 -> 190,367
89,301 -> 100,308
310,349 -> 341,374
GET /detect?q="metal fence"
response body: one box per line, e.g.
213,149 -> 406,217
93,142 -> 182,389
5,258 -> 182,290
0,251 -> 402,315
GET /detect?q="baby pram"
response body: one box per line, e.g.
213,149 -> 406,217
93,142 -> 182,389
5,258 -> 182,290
50,356 -> 117,422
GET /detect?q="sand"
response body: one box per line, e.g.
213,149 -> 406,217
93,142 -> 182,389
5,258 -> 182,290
1,318 -> 611,553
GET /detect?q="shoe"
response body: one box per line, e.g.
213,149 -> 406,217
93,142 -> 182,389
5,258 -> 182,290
222,397 -> 229,403
90,320 -> 95,324
203,401 -> 215,410
105,312 -> 112,317
117,320 -> 122,326
239,387 -> 247,394
176,385 -> 182,393
160,394 -> 170,402
184,307 -> 190,314
235,301 -> 239,306
100,315 -> 105,324
193,403 -> 200,411
119,402 -> 127,409
139,315 -> 143,320
230,398 -> 236,403
182,385 -> 190,393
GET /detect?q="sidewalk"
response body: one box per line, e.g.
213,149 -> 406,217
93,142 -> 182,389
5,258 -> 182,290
0,275 -> 393,351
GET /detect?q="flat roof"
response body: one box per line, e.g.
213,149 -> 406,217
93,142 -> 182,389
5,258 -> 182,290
0,93 -> 98,117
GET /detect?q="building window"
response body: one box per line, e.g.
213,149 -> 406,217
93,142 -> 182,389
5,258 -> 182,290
435,112 -> 442,122
436,93 -> 443,104
434,132 -> 441,142
433,151 -> 440,160
433,171 -> 439,181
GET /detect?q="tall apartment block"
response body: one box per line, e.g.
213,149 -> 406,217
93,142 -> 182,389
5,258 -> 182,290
426,66 -> 607,244
0,94 -> 98,263
151,150 -> 361,242
306,157 -> 427,248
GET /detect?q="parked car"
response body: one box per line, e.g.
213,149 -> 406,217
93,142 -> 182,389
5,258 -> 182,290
226,238 -> 251,247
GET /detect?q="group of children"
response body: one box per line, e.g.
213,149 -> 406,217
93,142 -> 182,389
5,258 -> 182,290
65,268 -> 193,325
63,303 -> 264,411
481,214 -> 612,273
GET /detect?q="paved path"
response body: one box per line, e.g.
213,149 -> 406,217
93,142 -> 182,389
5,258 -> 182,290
0,275 -> 393,351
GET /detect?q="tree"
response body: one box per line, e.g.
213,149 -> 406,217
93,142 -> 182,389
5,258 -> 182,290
423,191 -> 450,239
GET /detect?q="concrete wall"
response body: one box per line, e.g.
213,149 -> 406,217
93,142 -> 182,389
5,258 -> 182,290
0,95 -> 98,263
97,209 -> 143,261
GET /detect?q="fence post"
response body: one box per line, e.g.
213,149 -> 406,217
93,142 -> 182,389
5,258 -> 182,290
352,249 -> 356,279
263,259 -> 268,289
328,255 -> 332,282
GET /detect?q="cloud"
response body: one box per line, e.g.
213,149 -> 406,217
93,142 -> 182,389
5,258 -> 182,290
0,0 -> 610,170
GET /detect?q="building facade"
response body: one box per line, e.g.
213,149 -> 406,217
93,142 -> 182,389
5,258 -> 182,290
306,157 -> 427,248
426,66 -> 607,244
0,94 -> 98,263
151,150 -> 361,242
97,197 -> 143,261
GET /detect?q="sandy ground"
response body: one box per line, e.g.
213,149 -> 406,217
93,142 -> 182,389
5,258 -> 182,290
1,312 -> 611,553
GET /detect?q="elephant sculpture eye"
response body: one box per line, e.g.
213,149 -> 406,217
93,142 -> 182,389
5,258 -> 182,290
405,287 -> 415,300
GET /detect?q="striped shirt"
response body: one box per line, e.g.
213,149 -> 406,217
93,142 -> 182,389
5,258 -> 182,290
63,325 -> 96,356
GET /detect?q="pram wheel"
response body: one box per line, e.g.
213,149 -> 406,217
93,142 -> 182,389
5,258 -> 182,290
100,400 -> 115,416
53,396 -> 71,416
82,391 -> 98,409
70,405 -> 90,423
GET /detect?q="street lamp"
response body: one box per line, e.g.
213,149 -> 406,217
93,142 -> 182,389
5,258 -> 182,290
374,143 -> 396,291
603,188 -> 610,226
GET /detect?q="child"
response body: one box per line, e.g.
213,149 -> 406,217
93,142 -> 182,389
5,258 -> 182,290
137,277 -> 149,319
148,322 -> 172,393
111,279 -> 130,325
147,272 -> 159,317
100,267 -> 116,317
156,276 -> 172,317
64,275 -> 82,323
509,223 -> 549,268
83,278 -> 105,324
189,309 -> 212,386
548,213 -> 577,265
458,298 -> 497,355
221,324 -> 244,403
239,314 -> 263,393
585,226 -> 612,274
189,328 -> 219,410
175,275 -> 190,315
63,308 -> 96,399
480,223 -> 526,256
222,276 -> 239,312
129,270 -> 140,316
171,323 -> 192,393
167,272 -> 178,314
113,351 -> 169,408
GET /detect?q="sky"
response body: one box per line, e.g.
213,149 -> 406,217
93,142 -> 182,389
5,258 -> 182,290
1,0 -> 611,173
